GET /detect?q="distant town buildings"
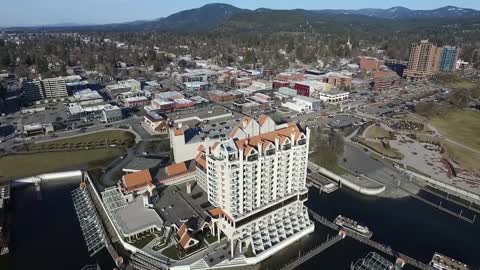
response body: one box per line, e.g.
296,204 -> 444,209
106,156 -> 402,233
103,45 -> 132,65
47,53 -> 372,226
327,72 -> 353,88
438,46 -> 459,72
41,77 -> 68,99
359,56 -> 382,71
21,80 -> 44,102
372,71 -> 401,91
404,40 -> 460,81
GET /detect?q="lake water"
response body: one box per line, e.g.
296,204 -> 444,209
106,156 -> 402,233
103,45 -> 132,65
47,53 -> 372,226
0,183 -> 478,270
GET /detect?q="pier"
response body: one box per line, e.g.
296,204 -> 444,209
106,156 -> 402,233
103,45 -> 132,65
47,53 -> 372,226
397,180 -> 477,224
279,234 -> 344,270
308,210 -> 434,270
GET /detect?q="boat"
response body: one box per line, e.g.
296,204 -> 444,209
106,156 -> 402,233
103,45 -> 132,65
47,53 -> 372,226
429,252 -> 470,270
334,215 -> 373,238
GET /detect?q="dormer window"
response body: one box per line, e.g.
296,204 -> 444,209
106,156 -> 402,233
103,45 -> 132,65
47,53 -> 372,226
282,138 -> 292,150
298,134 -> 307,145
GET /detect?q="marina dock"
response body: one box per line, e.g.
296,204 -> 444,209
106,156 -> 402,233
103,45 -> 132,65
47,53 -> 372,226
279,234 -> 344,270
308,210 -> 434,270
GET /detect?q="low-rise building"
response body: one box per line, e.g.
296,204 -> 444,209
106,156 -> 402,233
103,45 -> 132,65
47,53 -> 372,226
183,81 -> 210,91
327,72 -> 353,88
102,105 -> 123,123
70,89 -> 103,103
276,72 -> 305,82
144,111 -> 169,134
118,79 -> 141,91
283,95 -> 321,113
293,81 -> 331,97
23,123 -> 54,136
372,71 -> 401,91
232,100 -> 260,115
359,56 -> 382,71
120,169 -> 155,198
68,103 -> 122,123
208,90 -> 242,103
318,90 -> 349,103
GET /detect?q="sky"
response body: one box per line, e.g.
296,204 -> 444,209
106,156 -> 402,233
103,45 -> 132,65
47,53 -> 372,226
1,0 -> 479,27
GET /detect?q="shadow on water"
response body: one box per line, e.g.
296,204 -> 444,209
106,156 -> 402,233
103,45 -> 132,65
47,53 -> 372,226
0,180 -> 102,270
262,188 -> 480,269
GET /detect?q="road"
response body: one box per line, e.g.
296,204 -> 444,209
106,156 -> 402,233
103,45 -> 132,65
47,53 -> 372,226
0,115 -> 148,152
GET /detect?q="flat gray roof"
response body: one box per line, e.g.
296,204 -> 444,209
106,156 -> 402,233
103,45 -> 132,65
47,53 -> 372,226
184,117 -> 241,144
155,183 -> 211,227
123,157 -> 163,171
112,195 -> 163,237
166,105 -> 232,123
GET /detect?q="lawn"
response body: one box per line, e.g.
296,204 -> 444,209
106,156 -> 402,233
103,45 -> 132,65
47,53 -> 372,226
436,73 -> 477,90
0,148 -> 123,182
364,124 -> 392,140
358,138 -> 404,160
414,133 -> 480,172
161,245 -> 182,260
431,110 -> 480,152
27,130 -> 135,151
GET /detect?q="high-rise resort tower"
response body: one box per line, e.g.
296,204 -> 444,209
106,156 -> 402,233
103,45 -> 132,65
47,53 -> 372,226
194,115 -> 314,264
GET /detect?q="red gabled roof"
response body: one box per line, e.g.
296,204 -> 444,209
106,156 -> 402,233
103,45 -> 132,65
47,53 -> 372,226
174,128 -> 184,136
123,170 -> 153,191
166,162 -> 188,176
258,114 -> 270,126
177,223 -> 188,238
179,234 -> 192,249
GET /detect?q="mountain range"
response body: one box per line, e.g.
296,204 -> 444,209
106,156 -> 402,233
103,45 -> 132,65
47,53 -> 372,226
3,3 -> 480,32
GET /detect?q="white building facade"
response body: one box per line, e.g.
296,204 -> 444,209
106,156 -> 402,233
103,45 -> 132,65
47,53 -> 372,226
196,118 -> 314,264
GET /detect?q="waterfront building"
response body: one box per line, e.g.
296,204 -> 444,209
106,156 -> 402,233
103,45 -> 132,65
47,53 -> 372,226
194,116 -> 314,264
119,169 -> 155,199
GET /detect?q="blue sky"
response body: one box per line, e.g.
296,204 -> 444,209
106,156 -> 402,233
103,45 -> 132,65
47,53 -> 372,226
1,0 -> 479,27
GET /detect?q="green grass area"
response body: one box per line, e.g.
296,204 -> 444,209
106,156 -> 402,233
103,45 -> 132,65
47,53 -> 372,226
145,139 -> 171,153
161,245 -> 182,260
309,128 -> 347,175
431,110 -> 480,152
436,73 -> 478,90
204,234 -> 218,245
364,124 -> 392,140
414,133 -> 480,172
0,148 -> 123,182
358,138 -> 404,160
27,131 -> 135,151
129,233 -> 156,249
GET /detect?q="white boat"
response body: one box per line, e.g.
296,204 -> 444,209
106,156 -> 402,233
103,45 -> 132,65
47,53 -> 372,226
334,215 -> 373,238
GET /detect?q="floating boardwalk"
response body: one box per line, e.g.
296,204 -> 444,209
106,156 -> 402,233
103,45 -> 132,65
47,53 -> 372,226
398,185 -> 476,224
308,210 -> 433,270
72,185 -> 108,257
279,234 -> 344,270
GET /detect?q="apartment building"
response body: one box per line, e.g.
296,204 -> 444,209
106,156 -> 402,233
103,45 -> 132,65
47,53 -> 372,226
438,46 -> 459,72
41,77 -> 68,98
194,117 -> 314,264
404,40 -> 441,81
21,80 -> 44,101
